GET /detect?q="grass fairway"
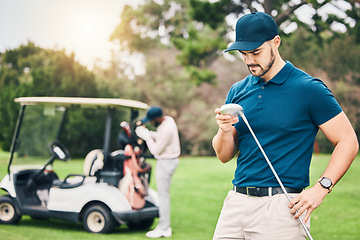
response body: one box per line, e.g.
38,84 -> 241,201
0,151 -> 359,240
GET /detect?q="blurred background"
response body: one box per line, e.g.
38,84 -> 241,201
1,0 -> 359,157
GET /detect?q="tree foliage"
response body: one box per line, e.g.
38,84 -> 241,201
111,0 -> 227,84
111,0 -> 359,86
109,0 -> 360,155
190,0 -> 359,35
1,1 -> 359,156
0,42 -> 108,156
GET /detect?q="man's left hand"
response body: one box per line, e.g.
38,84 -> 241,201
288,183 -> 329,223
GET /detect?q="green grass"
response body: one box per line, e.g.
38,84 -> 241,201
309,154 -> 360,239
0,151 -> 359,239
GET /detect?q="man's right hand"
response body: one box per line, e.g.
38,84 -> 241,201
212,108 -> 239,163
215,108 -> 240,133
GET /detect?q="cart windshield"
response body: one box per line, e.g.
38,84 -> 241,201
10,105 -> 65,172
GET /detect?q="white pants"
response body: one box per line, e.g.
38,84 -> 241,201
156,158 -> 179,230
213,190 -> 310,240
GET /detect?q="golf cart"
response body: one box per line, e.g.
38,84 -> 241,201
0,97 -> 159,233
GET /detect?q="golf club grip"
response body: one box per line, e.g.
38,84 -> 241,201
241,115 -> 314,240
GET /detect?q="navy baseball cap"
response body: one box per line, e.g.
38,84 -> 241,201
225,12 -> 279,52
142,106 -> 163,123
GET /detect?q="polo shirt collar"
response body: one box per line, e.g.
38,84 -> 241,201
253,61 -> 294,85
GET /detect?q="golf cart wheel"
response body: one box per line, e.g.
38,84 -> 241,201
127,218 -> 154,230
82,204 -> 115,233
0,195 -> 21,224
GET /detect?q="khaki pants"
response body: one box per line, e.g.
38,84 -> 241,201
213,190 -> 310,240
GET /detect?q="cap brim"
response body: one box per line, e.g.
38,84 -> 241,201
141,117 -> 150,123
225,41 -> 264,52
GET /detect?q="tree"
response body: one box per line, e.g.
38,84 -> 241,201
111,0 -> 359,86
111,0 -> 227,84
0,42 -> 106,156
109,0 -> 360,155
190,0 -> 359,36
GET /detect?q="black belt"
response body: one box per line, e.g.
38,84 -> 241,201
233,186 -> 303,197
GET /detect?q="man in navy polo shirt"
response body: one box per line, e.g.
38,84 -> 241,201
212,12 -> 359,239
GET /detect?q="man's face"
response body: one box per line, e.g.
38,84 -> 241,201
151,118 -> 162,128
239,41 -> 275,78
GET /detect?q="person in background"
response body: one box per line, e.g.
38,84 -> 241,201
135,106 -> 181,238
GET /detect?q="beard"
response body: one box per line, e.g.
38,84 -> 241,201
247,48 -> 275,78
154,120 -> 161,128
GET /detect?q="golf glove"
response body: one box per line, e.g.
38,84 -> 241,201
135,126 -> 151,141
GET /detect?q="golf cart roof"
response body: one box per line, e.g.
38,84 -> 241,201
14,97 -> 149,110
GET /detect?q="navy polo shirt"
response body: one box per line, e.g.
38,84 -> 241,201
225,61 -> 342,189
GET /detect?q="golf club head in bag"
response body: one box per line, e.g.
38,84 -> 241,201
120,121 -> 131,137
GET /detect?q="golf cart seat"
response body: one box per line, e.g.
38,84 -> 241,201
83,149 -> 130,188
52,174 -> 86,189
83,149 -> 105,176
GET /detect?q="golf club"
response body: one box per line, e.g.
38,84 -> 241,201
220,104 -> 314,240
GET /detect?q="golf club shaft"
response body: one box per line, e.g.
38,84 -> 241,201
240,115 -> 314,240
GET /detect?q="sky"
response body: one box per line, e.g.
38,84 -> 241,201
0,0 -> 138,69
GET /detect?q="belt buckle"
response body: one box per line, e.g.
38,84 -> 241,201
246,187 -> 257,197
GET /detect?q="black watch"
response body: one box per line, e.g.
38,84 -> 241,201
318,177 -> 333,192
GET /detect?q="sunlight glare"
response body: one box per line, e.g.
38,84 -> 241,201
56,1 -> 124,69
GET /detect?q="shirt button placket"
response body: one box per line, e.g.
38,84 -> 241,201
258,85 -> 264,106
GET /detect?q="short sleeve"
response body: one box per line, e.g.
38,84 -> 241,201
309,79 -> 342,126
225,84 -> 236,104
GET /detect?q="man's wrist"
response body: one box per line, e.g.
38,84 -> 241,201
315,182 -> 331,195
317,177 -> 333,193
219,127 -> 234,135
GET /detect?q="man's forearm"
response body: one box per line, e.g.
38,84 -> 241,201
319,111 -> 359,186
212,128 -> 237,163
321,137 -> 358,186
